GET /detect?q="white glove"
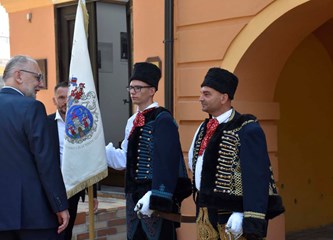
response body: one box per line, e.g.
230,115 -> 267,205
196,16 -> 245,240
134,191 -> 154,217
226,212 -> 243,238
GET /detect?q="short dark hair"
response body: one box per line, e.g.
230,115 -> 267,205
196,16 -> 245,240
54,81 -> 69,92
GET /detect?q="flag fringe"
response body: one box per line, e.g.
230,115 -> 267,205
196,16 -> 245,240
66,168 -> 108,198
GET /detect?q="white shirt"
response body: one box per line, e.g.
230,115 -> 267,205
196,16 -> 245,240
105,102 -> 159,170
55,110 -> 65,166
188,109 -> 233,191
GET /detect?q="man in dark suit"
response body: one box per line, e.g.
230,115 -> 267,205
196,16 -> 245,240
48,81 -> 98,240
0,55 -> 70,240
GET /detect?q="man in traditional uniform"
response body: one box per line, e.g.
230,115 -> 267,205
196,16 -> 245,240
106,62 -> 191,240
188,68 -> 284,240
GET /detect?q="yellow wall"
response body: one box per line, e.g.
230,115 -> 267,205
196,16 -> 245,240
9,5 -> 57,114
276,34 -> 333,232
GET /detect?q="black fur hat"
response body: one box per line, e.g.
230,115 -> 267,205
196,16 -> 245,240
130,62 -> 161,90
201,68 -> 238,99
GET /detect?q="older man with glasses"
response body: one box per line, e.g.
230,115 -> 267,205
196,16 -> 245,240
105,62 -> 191,240
0,55 -> 70,240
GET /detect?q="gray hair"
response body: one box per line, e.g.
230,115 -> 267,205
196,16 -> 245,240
2,55 -> 37,82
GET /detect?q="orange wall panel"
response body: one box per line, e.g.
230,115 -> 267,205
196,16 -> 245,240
176,20 -> 248,63
132,0 -> 165,107
176,0 -> 273,26
9,5 -> 57,114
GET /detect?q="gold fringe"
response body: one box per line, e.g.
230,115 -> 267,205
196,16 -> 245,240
66,168 -> 108,198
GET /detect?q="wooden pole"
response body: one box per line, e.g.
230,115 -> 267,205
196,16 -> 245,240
88,185 -> 95,240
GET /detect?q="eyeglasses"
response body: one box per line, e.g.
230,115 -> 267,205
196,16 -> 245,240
19,69 -> 44,82
126,85 -> 151,93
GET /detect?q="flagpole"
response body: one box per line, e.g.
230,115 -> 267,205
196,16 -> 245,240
88,185 -> 95,240
64,1 -> 108,238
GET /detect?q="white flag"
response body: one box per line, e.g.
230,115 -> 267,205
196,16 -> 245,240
62,0 -> 108,198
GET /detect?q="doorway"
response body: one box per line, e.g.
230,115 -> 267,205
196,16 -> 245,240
55,0 -> 131,187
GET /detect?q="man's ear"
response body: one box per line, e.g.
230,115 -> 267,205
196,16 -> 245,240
149,87 -> 156,96
14,71 -> 23,84
52,96 -> 57,106
220,93 -> 229,104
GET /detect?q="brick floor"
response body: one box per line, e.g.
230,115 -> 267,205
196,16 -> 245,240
72,188 -> 126,240
73,187 -> 333,240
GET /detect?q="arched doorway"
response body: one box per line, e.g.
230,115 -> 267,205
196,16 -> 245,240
222,0 -> 333,236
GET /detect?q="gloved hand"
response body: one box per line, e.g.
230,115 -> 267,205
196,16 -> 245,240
134,191 -> 154,217
226,212 -> 243,238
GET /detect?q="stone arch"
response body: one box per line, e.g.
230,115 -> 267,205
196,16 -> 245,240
221,0 -> 333,234
222,0 -> 333,102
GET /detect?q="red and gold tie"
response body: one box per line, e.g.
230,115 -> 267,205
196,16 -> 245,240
198,118 -> 219,156
129,108 -> 155,137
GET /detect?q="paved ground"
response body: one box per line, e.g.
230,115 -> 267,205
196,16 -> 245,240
286,224 -> 333,240
78,186 -> 333,240
77,185 -> 125,213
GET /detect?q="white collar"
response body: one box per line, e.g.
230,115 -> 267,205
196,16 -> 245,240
55,110 -> 65,123
214,108 -> 233,124
137,102 -> 159,112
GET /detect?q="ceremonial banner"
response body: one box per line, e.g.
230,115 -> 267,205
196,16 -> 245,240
62,0 -> 108,198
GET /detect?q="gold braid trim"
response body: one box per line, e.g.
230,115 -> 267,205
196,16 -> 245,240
196,208 -> 219,240
244,211 -> 266,220
227,119 -> 256,134
217,224 -> 247,240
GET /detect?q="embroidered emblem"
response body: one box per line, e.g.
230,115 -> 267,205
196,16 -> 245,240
159,184 -> 165,192
66,105 -> 93,139
65,76 -> 98,143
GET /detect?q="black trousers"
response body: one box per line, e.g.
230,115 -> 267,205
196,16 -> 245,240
130,220 -> 178,240
62,192 -> 81,240
0,229 -> 62,240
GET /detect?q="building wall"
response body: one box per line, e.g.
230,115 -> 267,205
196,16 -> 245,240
132,0 -> 165,107
276,33 -> 333,232
8,5 -> 57,114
